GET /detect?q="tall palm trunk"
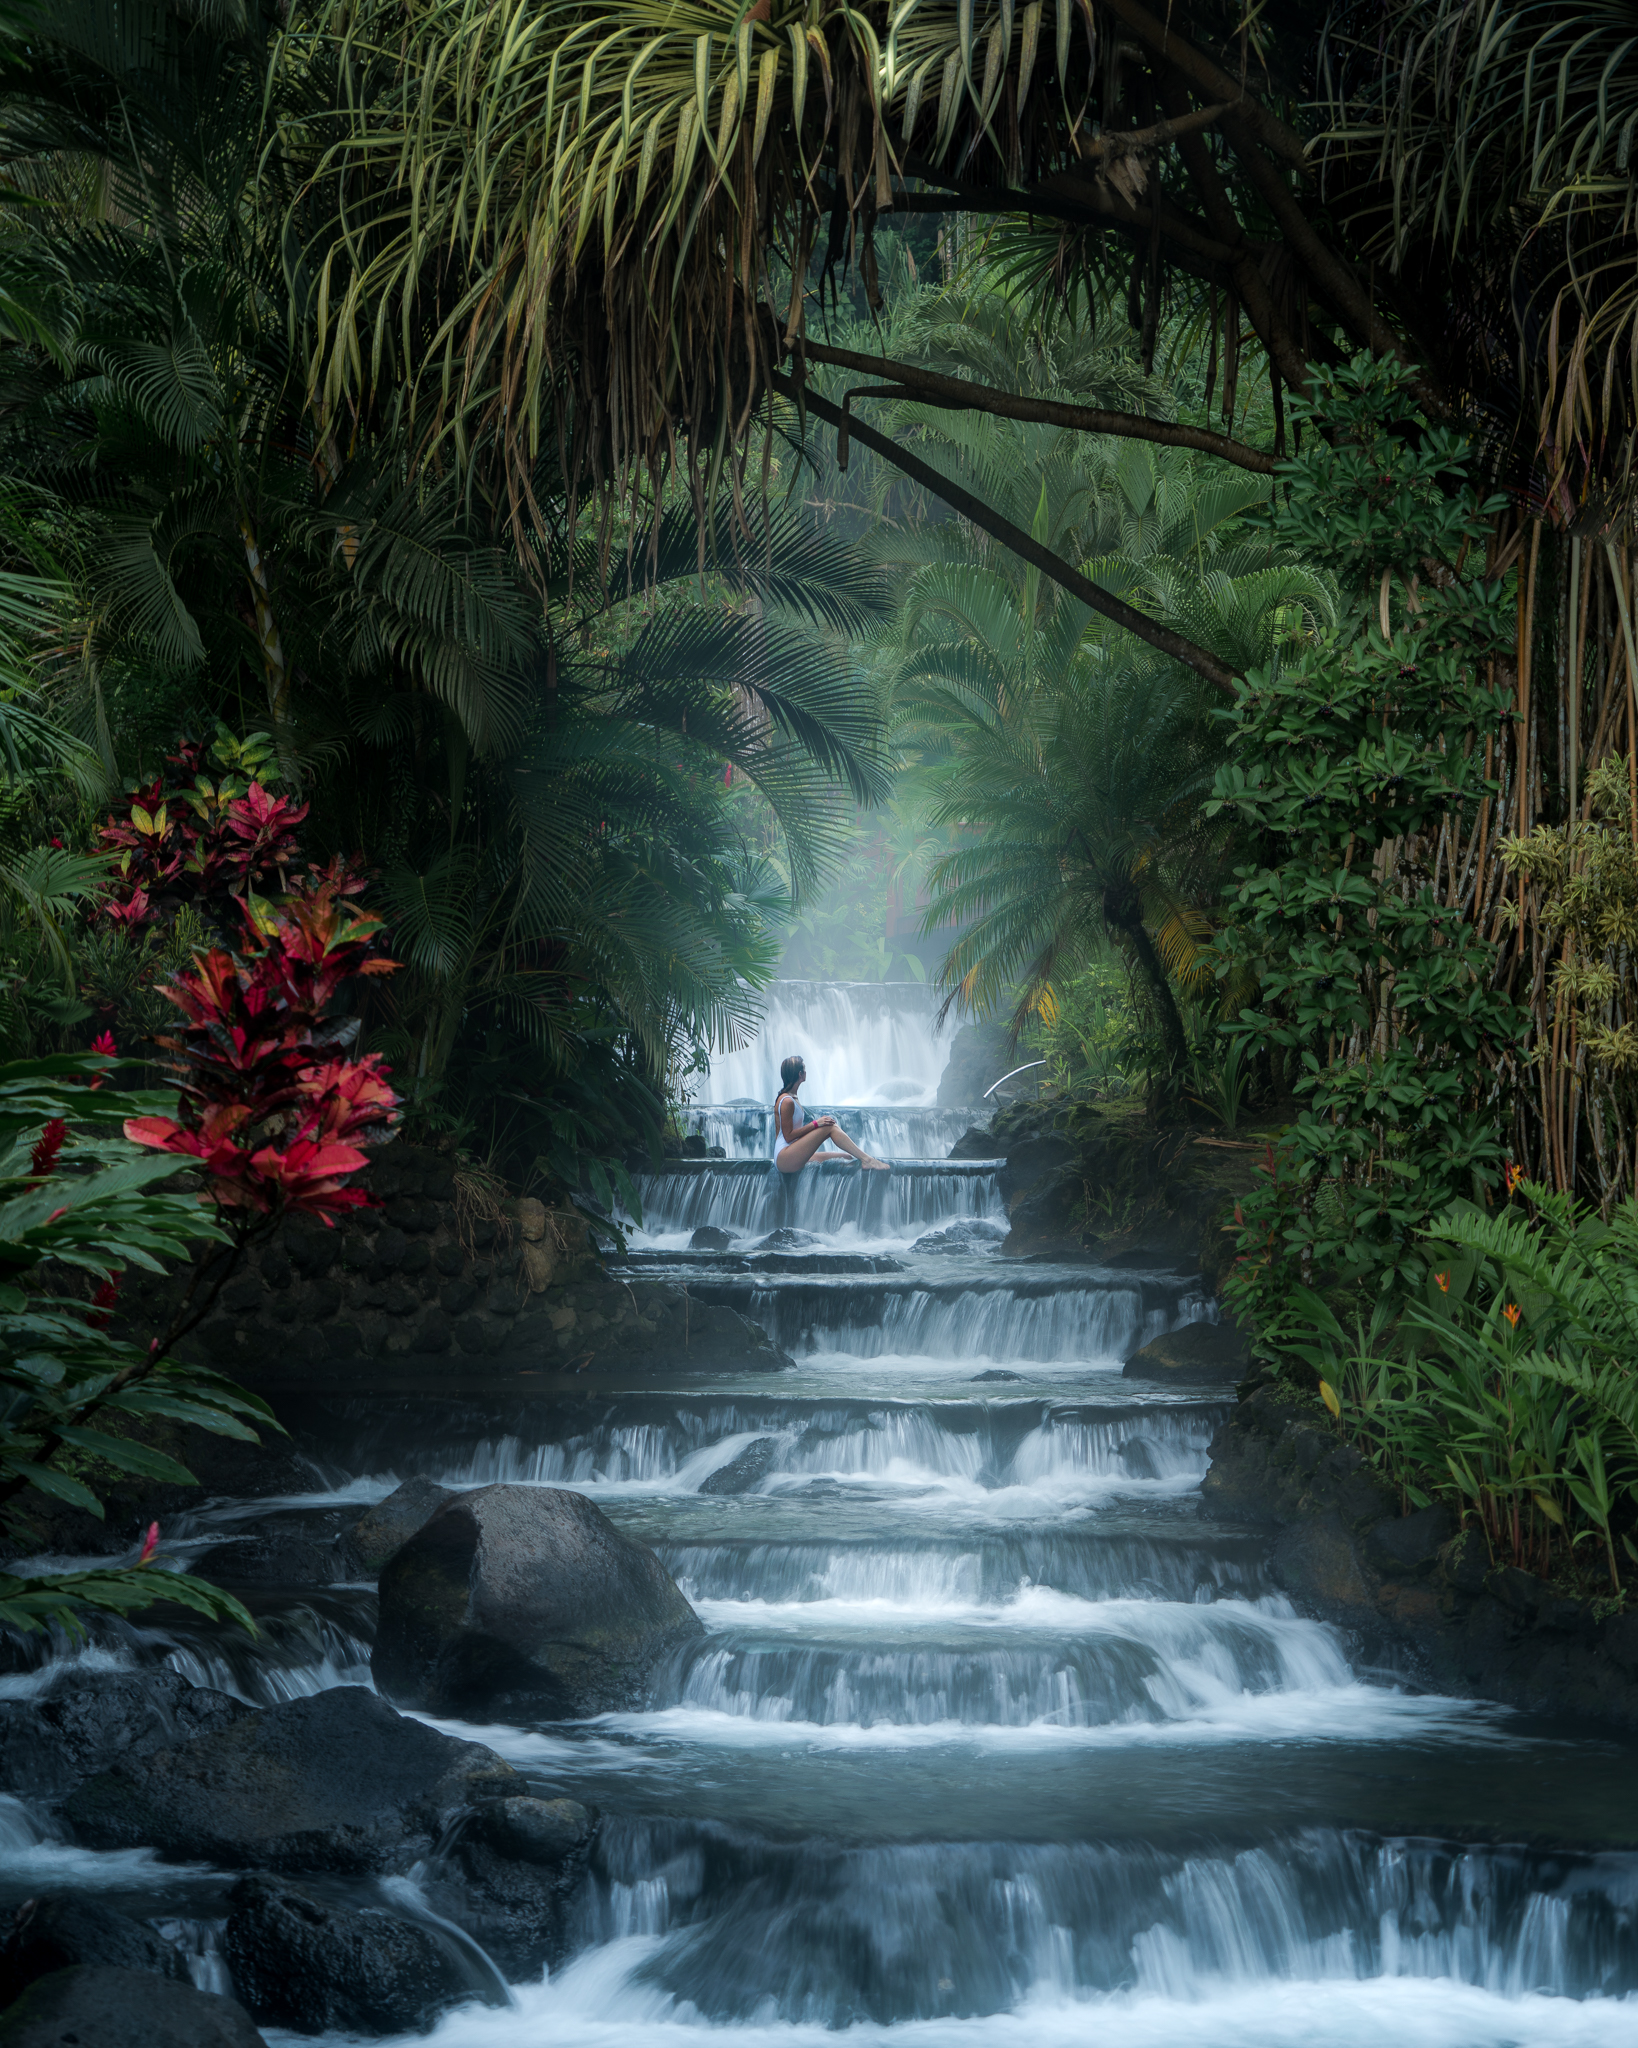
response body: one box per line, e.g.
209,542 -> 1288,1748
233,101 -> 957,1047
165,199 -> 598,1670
1102,880 -> 1190,1084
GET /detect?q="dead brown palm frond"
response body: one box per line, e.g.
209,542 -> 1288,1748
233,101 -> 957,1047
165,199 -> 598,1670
284,0 -> 1122,538
1317,0 -> 1638,508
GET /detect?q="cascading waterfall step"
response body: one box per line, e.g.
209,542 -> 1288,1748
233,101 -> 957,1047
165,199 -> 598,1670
629,1157 -> 1004,1244
5,974 -> 1636,2047
565,1820 -> 1638,2023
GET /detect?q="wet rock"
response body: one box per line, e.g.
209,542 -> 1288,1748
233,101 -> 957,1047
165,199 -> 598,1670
0,1966 -> 265,2047
1122,1318 -> 1247,1386
470,1795 -> 593,1866
699,1438 -> 779,1495
689,1226 -> 737,1251
909,1219 -> 1008,1254
345,1478 -> 454,1576
1118,1436 -> 1163,1480
1366,1504 -> 1457,1580
998,1132 -> 1077,1208
64,1686 -> 517,1872
221,1875 -> 471,2036
194,1515 -> 356,1588
969,1369 -> 1023,1383
430,1797 -> 596,1979
373,1484 -> 703,1722
0,1898 -> 188,2008
946,1126 -> 1000,1160
749,1228 -> 824,1252
0,1672 -> 253,1804
937,1019 -> 1015,1107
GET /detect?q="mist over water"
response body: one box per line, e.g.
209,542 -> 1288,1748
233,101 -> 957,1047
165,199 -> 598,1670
698,980 -> 960,1108
7,975 -> 1636,2047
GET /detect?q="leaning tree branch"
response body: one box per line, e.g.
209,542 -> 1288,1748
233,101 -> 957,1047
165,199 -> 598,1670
1099,0 -> 1313,175
767,371 -> 1236,691
1073,99 -> 1243,160
795,341 -> 1279,473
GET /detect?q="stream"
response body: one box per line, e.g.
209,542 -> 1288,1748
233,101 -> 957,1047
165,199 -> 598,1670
4,981 -> 1638,2043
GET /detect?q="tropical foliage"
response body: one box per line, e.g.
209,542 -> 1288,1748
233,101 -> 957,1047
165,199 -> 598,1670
1210,355 -> 1521,1313
1277,1182 -> 1638,1594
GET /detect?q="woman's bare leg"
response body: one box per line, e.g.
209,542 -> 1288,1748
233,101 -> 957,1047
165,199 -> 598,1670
775,1124 -> 841,1174
809,1123 -> 889,1171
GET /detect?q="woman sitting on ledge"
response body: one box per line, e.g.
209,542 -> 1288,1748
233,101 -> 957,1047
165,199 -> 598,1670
772,1056 -> 890,1173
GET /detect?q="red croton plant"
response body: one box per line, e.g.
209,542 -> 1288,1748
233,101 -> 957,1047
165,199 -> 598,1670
126,880 -> 401,1226
98,732 -> 309,934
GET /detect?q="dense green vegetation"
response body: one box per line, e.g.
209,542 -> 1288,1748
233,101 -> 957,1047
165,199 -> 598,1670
3,0 -> 1638,1622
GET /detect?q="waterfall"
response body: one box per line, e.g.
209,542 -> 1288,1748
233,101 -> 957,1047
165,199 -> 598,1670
699,979 -> 959,1107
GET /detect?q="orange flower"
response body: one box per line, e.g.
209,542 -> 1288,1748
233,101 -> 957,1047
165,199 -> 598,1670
1505,1162 -> 1525,1194
1434,1271 -> 1450,1293
1502,1303 -> 1521,1329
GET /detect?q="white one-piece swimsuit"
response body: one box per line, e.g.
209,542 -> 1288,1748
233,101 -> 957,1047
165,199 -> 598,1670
770,1092 -> 798,1174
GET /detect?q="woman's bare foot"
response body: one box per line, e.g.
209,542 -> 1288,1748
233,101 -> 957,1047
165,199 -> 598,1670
858,1154 -> 891,1171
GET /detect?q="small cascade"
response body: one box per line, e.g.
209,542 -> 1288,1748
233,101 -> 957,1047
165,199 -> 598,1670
630,1158 -> 1002,1242
570,1823 -> 1638,2023
659,1598 -> 1352,1731
681,1103 -> 982,1160
657,1531 -> 1274,1608
701,979 -> 960,1107
342,1397 -> 1227,1499
719,1273 -> 1216,1362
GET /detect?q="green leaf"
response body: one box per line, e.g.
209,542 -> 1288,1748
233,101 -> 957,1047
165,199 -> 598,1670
53,1427 -> 197,1485
5,1461 -> 101,1511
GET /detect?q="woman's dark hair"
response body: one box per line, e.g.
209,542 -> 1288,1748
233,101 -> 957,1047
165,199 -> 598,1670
778,1054 -> 805,1096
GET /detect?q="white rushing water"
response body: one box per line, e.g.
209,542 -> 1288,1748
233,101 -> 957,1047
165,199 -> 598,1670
696,980 -> 962,1108
6,978 -> 1637,2048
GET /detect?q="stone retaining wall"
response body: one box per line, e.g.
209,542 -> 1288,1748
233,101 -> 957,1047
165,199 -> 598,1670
116,1144 -> 785,1393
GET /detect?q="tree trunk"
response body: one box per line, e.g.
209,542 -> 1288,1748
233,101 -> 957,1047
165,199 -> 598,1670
1102,885 -> 1191,1088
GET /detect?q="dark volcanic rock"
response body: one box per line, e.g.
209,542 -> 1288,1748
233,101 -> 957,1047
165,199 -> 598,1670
0,1898 -> 188,2008
688,1226 -> 736,1251
699,1438 -> 779,1495
0,1672 -> 253,1805
470,1794 -> 593,1866
1122,1317 -> 1247,1385
910,1218 -> 1008,1254
345,1477 -> 454,1575
374,1484 -> 702,1722
221,1876 -> 471,2035
195,1515 -> 356,1588
946,1126 -> 1001,1160
64,1687 -> 517,1872
0,1967 -> 265,2047
749,1228 -> 824,1252
998,1132 -> 1077,1207
431,1797 -> 596,1978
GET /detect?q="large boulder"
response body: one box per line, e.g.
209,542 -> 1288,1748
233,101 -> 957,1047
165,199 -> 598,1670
1122,1317 -> 1247,1386
221,1876 -> 473,2035
0,1899 -> 188,2009
427,1796 -> 597,1979
0,1967 -> 264,2048
373,1484 -> 703,1722
63,1687 -> 517,1873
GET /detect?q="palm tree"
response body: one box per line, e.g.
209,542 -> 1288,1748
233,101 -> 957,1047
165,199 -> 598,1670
0,0 -> 898,1187
870,384 -> 1333,1087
